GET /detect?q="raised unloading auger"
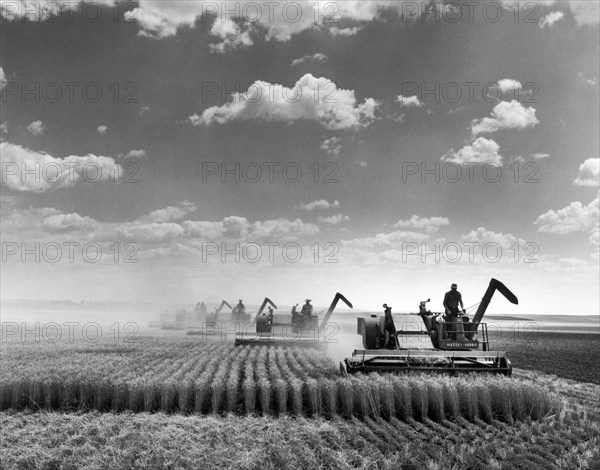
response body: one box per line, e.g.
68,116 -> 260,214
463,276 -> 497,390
187,300 -> 232,335
234,292 -> 353,347
341,279 -> 517,376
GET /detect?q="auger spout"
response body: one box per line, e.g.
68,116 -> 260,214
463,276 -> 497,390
472,278 -> 518,327
319,292 -> 353,330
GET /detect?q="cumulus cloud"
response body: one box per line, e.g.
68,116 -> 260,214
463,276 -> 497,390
120,149 -> 148,159
0,142 -> 123,192
442,137 -> 502,166
26,120 -> 45,136
320,137 -> 342,156
139,106 -> 151,114
497,79 -> 522,93
122,1 -> 401,41
296,199 -> 340,211
471,100 -> 539,135
190,74 -> 379,130
342,230 -> 430,249
533,152 -> 550,160
291,53 -> 328,67
539,10 -> 564,28
393,215 -> 450,234
573,158 -> 599,187
41,213 -> 98,232
329,26 -> 361,37
566,1 -> 600,26
209,18 -> 253,53
318,213 -> 349,224
97,125 -> 108,135
461,226 -> 526,249
183,216 -> 319,241
396,95 -> 423,108
138,201 -> 197,224
535,195 -> 599,235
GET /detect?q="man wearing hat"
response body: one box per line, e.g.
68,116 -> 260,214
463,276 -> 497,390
301,299 -> 313,317
443,283 -> 466,340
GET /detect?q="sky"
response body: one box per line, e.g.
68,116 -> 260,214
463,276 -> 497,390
1,0 -> 598,315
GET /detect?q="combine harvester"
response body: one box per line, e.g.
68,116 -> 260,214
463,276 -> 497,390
187,298 -> 277,336
234,292 -> 353,347
187,300 -> 231,335
341,279 -> 517,376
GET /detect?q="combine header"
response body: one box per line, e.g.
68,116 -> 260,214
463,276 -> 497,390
341,279 -> 517,376
234,292 -> 353,346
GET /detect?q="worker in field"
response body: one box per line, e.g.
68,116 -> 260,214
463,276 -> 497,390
383,304 -> 397,349
301,299 -> 313,317
235,300 -> 245,315
267,306 -> 274,324
443,283 -> 466,341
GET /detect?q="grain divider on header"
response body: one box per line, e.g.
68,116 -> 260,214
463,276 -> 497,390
341,279 -> 518,376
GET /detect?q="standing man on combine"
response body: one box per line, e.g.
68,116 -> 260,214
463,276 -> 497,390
383,304 -> 397,349
235,300 -> 245,315
301,299 -> 313,317
443,283 -> 466,340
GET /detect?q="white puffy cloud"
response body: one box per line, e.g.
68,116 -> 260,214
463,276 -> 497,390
120,149 -> 148,159
26,120 -> 45,136
291,53 -> 328,67
573,158 -> 599,187
539,11 -> 564,28
191,74 -> 379,130
297,199 -> 340,211
567,1 -> 600,26
393,215 -> 450,234
500,1 -> 599,27
97,125 -> 108,135
396,95 -> 423,108
329,26 -> 361,37
41,213 -> 98,232
209,18 -> 253,53
533,152 -> 550,160
342,230 -> 430,249
442,137 -> 502,166
461,227 -> 526,249
471,100 -> 539,135
0,122 -> 7,133
0,142 -> 123,192
183,216 -> 319,241
320,137 -> 342,156
496,79 -> 522,93
318,213 -> 349,224
535,196 -> 599,235
251,218 -> 319,239
138,201 -> 197,224
122,1 -> 405,41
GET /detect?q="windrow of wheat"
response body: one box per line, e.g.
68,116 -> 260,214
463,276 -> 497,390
0,336 -> 559,422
